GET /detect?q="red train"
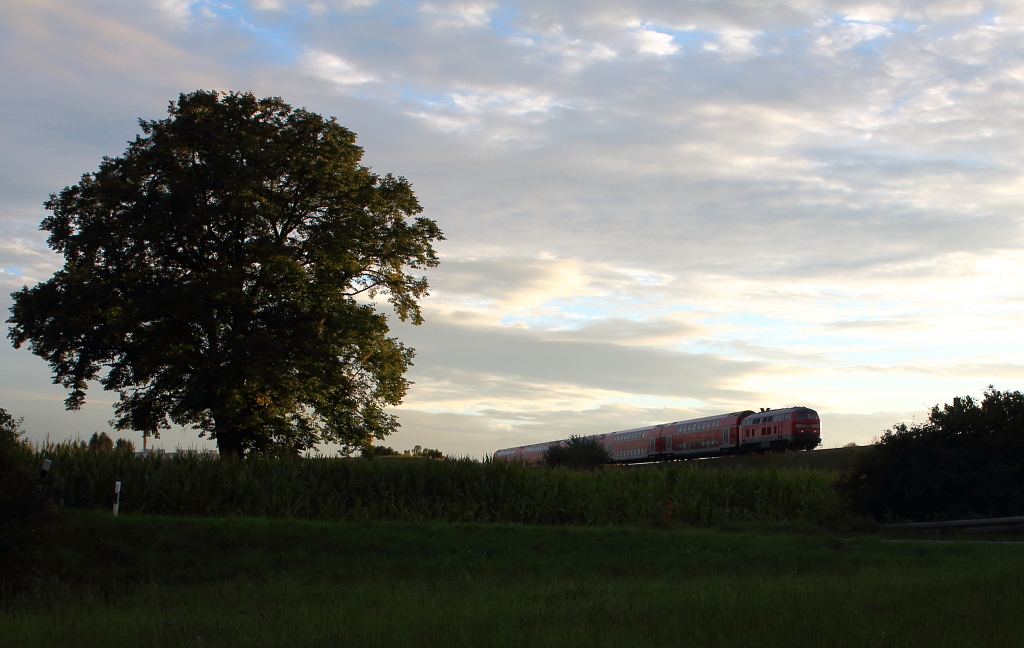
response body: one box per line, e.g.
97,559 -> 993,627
493,406 -> 821,464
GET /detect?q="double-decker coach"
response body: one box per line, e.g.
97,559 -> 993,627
493,406 -> 821,464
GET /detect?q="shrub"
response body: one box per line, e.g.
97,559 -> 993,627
542,435 -> 609,469
839,387 -> 1024,521
0,408 -> 49,587
0,409 -> 36,530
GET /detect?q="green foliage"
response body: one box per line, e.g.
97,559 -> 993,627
542,435 -> 610,469
0,408 -> 42,542
840,387 -> 1024,520
114,437 -> 135,453
359,444 -> 444,459
7,90 -> 443,458
87,432 -> 114,453
33,445 -> 844,526
360,444 -> 399,458
0,406 -> 23,443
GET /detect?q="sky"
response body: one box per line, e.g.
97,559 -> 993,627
3,0 -> 1024,456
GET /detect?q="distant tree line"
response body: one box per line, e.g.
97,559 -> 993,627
360,444 -> 444,459
85,432 -> 135,453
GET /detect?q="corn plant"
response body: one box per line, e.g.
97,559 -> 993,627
35,445 -> 847,526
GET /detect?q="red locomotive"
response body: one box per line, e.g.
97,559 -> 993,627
492,407 -> 821,464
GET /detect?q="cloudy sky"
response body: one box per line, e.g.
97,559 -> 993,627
3,0 -> 1024,455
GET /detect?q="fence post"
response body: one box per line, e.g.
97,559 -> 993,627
113,481 -> 121,516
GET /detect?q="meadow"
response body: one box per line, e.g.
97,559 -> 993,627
3,511 -> 1023,647
6,448 -> 1020,647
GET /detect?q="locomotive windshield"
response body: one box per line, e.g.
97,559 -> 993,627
794,408 -> 819,420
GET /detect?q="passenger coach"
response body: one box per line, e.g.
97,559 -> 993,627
493,407 -> 821,464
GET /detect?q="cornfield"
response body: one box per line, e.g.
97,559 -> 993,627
33,446 -> 846,526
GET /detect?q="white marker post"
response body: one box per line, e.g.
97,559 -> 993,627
38,459 -> 52,484
113,481 -> 121,516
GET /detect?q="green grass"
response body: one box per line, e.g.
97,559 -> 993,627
3,511 -> 1024,647
684,446 -> 870,473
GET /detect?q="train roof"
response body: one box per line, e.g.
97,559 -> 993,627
662,410 -> 753,427
739,406 -> 818,423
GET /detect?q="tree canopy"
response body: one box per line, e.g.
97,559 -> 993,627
7,90 -> 443,457
841,386 -> 1024,520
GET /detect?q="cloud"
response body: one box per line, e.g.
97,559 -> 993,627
297,48 -> 376,85
632,26 -> 679,56
5,0 -> 1024,452
539,316 -> 704,345
421,2 -> 495,29
427,256 -> 592,312
825,317 -> 934,332
811,20 -> 891,56
395,313 -> 763,403
387,402 -> 720,456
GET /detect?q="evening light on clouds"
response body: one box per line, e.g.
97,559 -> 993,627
2,0 -> 1024,454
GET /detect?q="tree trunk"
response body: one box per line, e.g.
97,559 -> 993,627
212,413 -> 246,459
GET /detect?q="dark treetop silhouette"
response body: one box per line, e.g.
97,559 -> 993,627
7,90 -> 443,457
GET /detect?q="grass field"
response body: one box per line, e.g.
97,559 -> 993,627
688,446 -> 869,473
3,511 -> 1023,647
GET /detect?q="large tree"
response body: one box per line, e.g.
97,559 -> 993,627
7,90 -> 443,457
